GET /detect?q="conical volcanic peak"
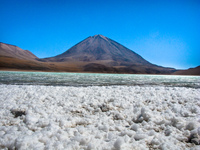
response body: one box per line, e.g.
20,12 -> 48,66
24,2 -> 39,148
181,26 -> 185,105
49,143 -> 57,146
40,35 -> 176,74
44,34 -> 151,66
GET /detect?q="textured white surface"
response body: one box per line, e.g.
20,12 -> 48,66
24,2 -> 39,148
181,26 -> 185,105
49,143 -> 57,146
0,85 -> 199,149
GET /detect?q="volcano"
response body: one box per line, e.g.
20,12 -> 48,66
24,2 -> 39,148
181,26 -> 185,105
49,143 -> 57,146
44,35 -> 149,64
0,35 -> 179,74
41,34 -> 175,74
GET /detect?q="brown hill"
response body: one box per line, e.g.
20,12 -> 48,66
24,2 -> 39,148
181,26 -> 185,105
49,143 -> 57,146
0,43 -> 81,72
173,66 -> 200,75
0,55 -> 83,72
0,42 -> 37,60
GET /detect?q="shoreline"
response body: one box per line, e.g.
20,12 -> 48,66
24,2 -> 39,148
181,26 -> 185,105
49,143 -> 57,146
0,69 -> 200,77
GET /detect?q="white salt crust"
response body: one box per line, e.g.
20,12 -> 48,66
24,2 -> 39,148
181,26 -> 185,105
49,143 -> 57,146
0,85 -> 199,150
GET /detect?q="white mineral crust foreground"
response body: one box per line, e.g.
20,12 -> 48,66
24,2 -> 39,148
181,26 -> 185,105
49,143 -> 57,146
0,85 -> 199,149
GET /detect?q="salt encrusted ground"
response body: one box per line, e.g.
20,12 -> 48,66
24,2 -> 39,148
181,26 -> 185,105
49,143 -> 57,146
0,85 -> 199,150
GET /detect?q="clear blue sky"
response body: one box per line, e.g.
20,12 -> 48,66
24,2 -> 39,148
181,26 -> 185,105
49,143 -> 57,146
0,0 -> 199,69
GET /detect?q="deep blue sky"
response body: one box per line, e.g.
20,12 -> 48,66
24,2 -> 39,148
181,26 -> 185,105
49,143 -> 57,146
1,0 -> 199,69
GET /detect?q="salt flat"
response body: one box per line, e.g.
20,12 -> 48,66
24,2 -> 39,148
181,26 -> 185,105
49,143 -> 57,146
0,85 -> 199,149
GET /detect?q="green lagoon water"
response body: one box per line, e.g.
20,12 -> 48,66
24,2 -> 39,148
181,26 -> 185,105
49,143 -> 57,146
0,71 -> 199,88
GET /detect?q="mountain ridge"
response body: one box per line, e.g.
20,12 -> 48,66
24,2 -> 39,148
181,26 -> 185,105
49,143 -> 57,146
172,66 -> 200,75
0,35 -> 199,75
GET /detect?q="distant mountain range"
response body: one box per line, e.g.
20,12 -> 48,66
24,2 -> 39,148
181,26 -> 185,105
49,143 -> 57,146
0,35 -> 199,75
